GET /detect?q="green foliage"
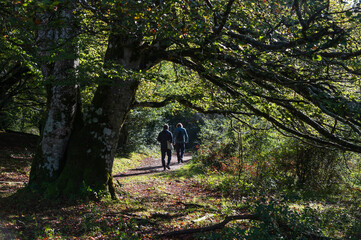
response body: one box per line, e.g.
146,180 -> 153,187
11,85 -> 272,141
2,99 -> 45,134
191,114 -> 361,238
0,0 -> 45,133
117,105 -> 203,156
193,196 -> 361,240
248,200 -> 325,240
117,108 -> 165,156
345,197 -> 361,239
196,115 -> 357,197
196,116 -> 272,175
271,139 -> 344,191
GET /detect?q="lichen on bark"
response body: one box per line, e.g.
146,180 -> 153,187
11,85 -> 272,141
29,3 -> 163,200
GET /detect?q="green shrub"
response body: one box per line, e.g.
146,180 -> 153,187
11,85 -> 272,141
271,139 -> 344,192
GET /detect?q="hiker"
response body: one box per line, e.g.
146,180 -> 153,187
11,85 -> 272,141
157,124 -> 173,171
173,123 -> 189,164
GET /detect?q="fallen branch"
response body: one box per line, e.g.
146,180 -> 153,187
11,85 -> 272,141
157,214 -> 259,238
192,214 -> 215,223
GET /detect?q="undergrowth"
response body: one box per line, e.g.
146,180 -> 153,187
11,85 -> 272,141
187,146 -> 361,239
1,136 -> 361,240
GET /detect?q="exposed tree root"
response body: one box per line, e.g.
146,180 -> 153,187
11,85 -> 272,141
157,213 -> 259,238
157,213 -> 333,239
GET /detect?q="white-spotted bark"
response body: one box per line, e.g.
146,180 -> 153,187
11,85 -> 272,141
30,27 -> 162,198
29,2 -> 80,185
52,32 -> 159,199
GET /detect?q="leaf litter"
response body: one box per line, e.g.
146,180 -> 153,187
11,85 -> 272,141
0,133 -> 247,239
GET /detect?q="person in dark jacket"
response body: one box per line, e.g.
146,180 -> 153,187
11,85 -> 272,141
157,124 -> 173,170
173,123 -> 189,164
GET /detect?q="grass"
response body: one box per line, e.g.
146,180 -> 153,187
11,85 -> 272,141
162,158 -> 361,239
112,153 -> 145,175
0,149 -> 249,239
1,144 -> 361,239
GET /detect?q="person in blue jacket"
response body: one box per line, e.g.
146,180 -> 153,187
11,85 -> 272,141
173,123 -> 189,163
157,124 -> 173,170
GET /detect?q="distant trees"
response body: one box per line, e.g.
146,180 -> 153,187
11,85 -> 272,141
2,0 -> 361,199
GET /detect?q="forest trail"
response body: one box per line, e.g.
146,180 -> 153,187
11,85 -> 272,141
112,153 -> 233,238
114,153 -> 193,178
0,132 -> 239,239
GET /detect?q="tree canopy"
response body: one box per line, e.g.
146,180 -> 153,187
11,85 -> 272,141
131,0 -> 361,152
2,0 -> 361,198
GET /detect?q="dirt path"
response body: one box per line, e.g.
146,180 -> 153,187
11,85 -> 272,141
114,153 -> 192,178
0,144 -> 238,239
112,153 -> 235,238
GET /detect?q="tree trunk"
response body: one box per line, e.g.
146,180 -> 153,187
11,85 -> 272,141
50,80 -> 139,199
43,33 -> 158,199
29,3 -> 162,198
29,2 -> 80,187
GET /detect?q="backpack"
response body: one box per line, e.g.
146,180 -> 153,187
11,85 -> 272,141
176,130 -> 183,142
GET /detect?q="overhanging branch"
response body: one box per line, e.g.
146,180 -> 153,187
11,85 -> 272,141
132,98 -> 173,108
132,97 -> 252,115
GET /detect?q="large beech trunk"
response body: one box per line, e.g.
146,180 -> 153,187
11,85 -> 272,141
53,34 -> 145,199
30,28 -> 159,198
29,85 -> 80,184
53,79 -> 139,199
29,2 -> 80,186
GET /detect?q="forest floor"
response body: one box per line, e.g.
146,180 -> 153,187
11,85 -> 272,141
0,131 -> 247,239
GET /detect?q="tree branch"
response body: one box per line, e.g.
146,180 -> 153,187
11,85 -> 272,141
132,97 -> 253,115
132,98 -> 173,108
158,214 -> 259,238
213,0 -> 235,36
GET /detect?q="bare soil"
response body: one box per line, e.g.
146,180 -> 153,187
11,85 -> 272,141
114,153 -> 192,178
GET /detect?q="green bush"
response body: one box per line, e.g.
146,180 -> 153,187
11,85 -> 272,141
271,139 -> 344,192
195,115 -> 354,198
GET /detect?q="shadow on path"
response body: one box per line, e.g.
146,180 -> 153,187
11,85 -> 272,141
114,155 -> 191,178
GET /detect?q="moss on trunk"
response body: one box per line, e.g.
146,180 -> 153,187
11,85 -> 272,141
28,23 -> 161,200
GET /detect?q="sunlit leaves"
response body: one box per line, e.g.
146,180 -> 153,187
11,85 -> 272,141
3,0 -> 361,151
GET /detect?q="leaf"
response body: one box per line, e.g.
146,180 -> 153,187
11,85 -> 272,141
312,55 -> 322,61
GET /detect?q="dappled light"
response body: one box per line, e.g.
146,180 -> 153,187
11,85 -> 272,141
1,0 -> 361,239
